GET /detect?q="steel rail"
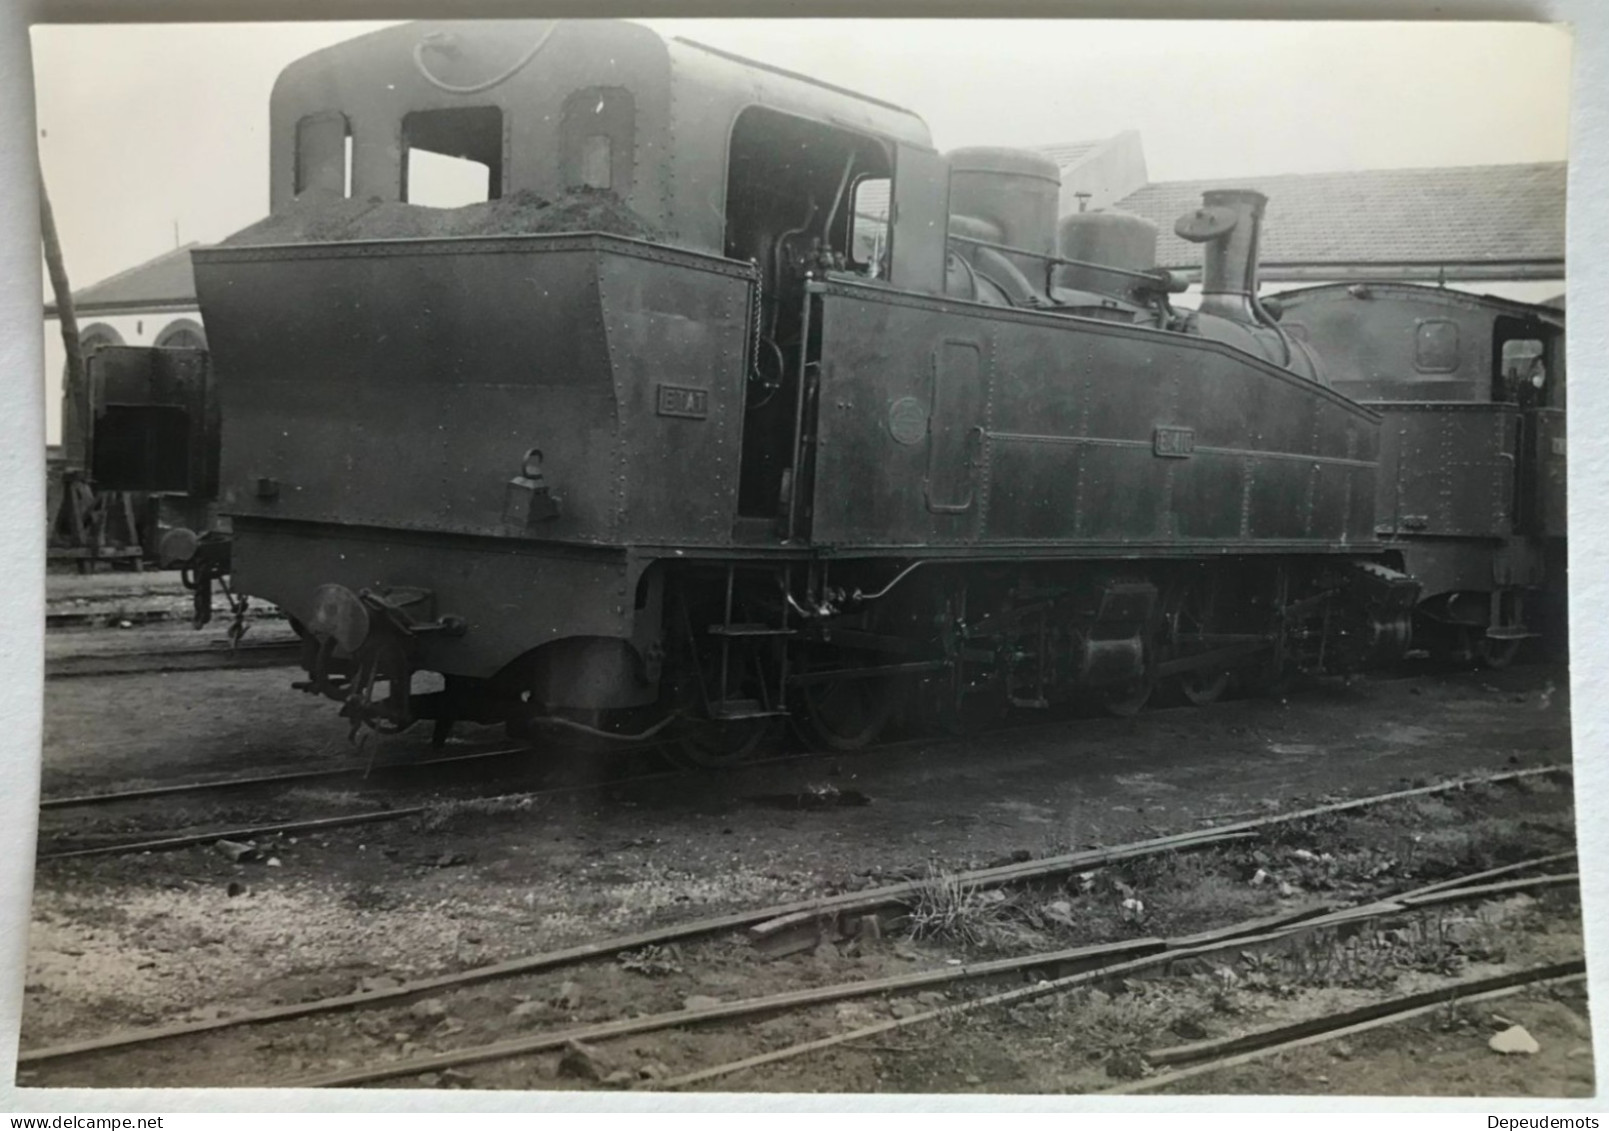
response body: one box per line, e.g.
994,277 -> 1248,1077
39,636 -> 1149,819
1402,871 -> 1578,909
39,808 -> 427,861
745,762 -> 1570,941
19,764 -> 1569,1069
47,702 -> 979,821
1399,850 -> 1575,895
1107,963 -> 1587,1095
285,936 -> 1186,1089
35,741 -> 863,856
40,656 -> 1532,812
294,883 -> 1535,1091
45,664 -> 1479,832
40,773 -> 688,861
19,825 -> 1252,1065
45,640 -> 302,680
655,869 -> 1583,1092
39,745 -> 534,811
36,749 -> 830,856
1288,873 -> 1579,936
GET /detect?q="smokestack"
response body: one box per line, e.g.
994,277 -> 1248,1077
1174,189 -> 1268,323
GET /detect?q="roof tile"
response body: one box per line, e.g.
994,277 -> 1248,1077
1116,162 -> 1565,269
50,243 -> 201,315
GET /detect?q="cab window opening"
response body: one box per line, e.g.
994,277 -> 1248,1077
848,176 -> 891,276
723,108 -> 892,301
294,112 -> 352,198
401,107 -> 504,207
560,87 -> 635,195
1497,331 -> 1548,405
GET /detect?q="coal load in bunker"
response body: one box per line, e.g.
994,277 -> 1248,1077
158,18 -> 1426,766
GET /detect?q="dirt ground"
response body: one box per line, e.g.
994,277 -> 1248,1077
18,643 -> 1587,1097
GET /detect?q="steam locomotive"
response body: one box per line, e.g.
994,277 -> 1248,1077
156,19 -> 1439,763
1277,283 -> 1567,666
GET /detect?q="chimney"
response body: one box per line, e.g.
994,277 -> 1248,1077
1174,189 -> 1268,323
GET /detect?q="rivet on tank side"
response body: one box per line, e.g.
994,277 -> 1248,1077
1240,458 -> 1256,536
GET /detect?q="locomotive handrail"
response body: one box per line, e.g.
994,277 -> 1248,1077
849,560 -> 927,604
945,232 -> 1175,286
412,24 -> 559,94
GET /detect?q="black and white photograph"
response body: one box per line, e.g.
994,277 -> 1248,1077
7,5 -> 1598,1104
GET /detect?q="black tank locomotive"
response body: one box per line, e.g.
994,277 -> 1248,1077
167,20 -> 1421,760
1278,282 -> 1566,667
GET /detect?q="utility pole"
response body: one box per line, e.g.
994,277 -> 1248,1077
38,160 -> 87,471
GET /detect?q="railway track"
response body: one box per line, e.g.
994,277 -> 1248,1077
37,687 -> 1206,817
20,763 -> 1575,1084
35,691 -> 1226,850
35,741 -> 842,859
1104,963 -> 1588,1095
35,683 -> 1567,863
44,639 -> 302,679
653,875 -> 1584,1094
40,641 -> 1558,835
38,745 -> 531,811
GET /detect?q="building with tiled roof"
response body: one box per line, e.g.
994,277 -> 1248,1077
1114,162 -> 1565,286
43,242 -> 200,318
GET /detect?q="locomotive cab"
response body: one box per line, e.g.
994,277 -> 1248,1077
721,108 -> 895,521
181,19 -> 954,740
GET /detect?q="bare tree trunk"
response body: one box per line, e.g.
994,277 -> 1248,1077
39,161 -> 86,470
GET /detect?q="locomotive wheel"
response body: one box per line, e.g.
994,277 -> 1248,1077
796,657 -> 896,752
1101,673 -> 1156,718
1474,631 -> 1523,670
1176,667 -> 1232,707
671,716 -> 774,769
667,666 -> 779,768
660,586 -> 784,770
1163,571 -> 1229,707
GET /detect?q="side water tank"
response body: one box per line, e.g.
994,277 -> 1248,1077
947,147 -> 1061,279
1055,210 -> 1159,298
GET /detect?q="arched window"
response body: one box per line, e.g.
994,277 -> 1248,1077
76,322 -> 124,361
60,324 -> 123,466
155,318 -> 206,351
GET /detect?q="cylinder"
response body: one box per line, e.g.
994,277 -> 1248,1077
1054,210 -> 1159,297
946,147 -> 1061,279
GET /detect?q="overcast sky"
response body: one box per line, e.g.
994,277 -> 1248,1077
30,18 -> 1571,292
